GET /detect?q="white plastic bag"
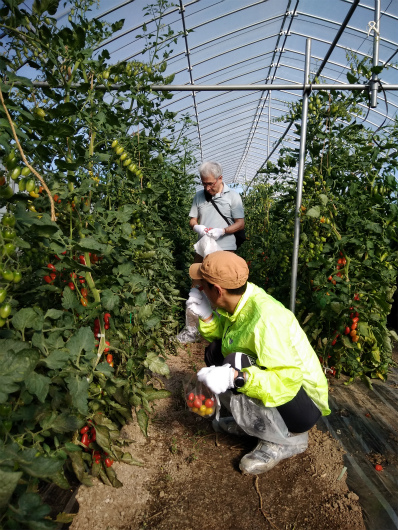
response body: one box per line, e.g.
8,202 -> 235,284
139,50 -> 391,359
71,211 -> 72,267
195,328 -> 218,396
194,234 -> 222,258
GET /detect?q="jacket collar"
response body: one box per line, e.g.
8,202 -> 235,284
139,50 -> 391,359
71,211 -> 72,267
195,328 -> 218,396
216,282 -> 254,322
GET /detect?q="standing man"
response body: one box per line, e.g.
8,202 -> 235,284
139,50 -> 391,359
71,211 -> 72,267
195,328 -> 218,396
177,161 -> 245,344
186,251 -> 330,475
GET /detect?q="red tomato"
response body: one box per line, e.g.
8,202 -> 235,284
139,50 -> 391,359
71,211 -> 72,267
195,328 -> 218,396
198,394 -> 205,402
351,322 -> 358,330
68,282 -> 75,290
44,275 -> 52,284
188,393 -> 194,401
90,428 -> 96,442
104,323 -> 110,330
193,398 -> 202,409
106,354 -> 113,364
70,272 -> 77,279
79,278 -> 85,284
81,288 -> 88,298
331,339 -> 337,346
187,400 -> 194,408
80,425 -> 89,434
350,330 -> 357,337
81,298 -> 88,307
50,272 -> 56,280
328,276 -> 332,281
344,326 -> 350,335
105,458 -> 114,468
352,316 -> 359,323
104,312 -> 111,323
47,263 -> 56,270
104,340 -> 110,352
204,399 -> 214,408
79,255 -> 86,265
375,464 -> 383,471
81,433 -> 90,446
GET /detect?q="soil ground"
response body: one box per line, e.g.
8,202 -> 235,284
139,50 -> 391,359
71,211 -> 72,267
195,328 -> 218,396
69,339 -> 366,530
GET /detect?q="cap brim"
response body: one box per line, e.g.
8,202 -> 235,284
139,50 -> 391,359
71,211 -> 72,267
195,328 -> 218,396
189,263 -> 203,281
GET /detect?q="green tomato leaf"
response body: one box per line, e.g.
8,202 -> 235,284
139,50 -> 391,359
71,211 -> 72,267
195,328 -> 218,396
65,375 -> 89,415
136,409 -> 149,437
25,372 -> 51,403
144,351 -> 170,377
306,205 -> 321,218
0,468 -> 22,510
101,289 -> 119,311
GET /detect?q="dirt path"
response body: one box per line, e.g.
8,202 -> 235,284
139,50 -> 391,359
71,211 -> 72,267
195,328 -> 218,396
69,341 -> 365,530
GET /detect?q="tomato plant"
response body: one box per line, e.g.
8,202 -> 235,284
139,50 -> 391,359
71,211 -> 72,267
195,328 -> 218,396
0,0 -> 196,527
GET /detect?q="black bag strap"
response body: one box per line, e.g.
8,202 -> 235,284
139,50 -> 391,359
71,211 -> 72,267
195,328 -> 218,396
209,198 -> 233,226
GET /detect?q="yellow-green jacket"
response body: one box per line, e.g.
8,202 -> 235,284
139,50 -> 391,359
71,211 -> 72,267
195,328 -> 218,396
199,282 -> 330,416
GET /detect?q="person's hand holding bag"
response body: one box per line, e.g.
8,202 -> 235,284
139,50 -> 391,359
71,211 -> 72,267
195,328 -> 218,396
186,288 -> 213,321
193,225 -> 208,237
197,364 -> 235,394
206,227 -> 225,241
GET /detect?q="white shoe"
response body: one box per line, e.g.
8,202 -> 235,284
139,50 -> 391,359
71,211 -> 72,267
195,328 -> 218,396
176,326 -> 200,344
239,438 -> 308,475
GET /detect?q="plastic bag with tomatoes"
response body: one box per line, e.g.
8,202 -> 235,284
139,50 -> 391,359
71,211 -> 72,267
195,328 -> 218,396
184,375 -> 217,418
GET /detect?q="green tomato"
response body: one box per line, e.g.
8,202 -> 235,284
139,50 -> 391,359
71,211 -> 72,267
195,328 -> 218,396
0,289 -> 7,303
25,179 -> 35,192
5,157 -> 17,171
13,271 -> 22,284
0,317 -> 6,328
111,139 -> 118,149
1,214 -> 16,227
2,227 -> 16,240
18,179 -> 26,192
0,186 -> 13,199
21,166 -> 31,177
10,167 -> 21,181
0,303 -> 12,319
2,269 -> 14,282
3,243 -> 16,256
0,420 -> 12,434
115,146 -> 124,156
0,403 -> 11,416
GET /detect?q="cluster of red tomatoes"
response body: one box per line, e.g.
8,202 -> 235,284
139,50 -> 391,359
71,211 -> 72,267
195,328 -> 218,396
93,315 -> 113,366
327,253 -> 347,286
80,423 -> 114,467
344,310 -> 360,343
186,392 -> 215,417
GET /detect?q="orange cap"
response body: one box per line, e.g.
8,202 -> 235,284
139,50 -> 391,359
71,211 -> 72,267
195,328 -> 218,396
189,251 -> 249,289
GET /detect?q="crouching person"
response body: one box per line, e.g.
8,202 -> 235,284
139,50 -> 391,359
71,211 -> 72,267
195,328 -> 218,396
186,251 -> 330,475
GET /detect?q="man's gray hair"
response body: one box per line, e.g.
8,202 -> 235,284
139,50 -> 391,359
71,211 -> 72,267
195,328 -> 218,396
199,161 -> 223,179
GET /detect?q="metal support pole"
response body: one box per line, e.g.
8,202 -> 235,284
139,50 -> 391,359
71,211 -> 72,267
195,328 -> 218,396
267,93 -> 271,157
371,0 -> 381,108
290,38 -> 311,314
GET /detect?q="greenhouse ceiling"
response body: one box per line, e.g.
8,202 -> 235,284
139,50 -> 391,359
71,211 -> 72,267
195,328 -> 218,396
35,0 -> 398,185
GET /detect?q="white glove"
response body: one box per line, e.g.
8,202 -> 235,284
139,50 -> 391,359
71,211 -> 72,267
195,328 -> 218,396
186,288 -> 212,321
193,224 -> 207,237
197,364 -> 235,394
207,227 -> 225,240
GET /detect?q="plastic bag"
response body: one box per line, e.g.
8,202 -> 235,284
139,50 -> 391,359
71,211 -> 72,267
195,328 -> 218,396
184,374 -> 217,418
194,234 -> 222,258
230,393 -> 308,447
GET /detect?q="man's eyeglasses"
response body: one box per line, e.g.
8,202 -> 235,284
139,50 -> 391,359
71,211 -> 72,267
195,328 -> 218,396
202,177 -> 220,189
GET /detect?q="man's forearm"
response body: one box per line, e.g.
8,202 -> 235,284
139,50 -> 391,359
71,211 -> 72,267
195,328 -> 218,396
224,218 -> 244,235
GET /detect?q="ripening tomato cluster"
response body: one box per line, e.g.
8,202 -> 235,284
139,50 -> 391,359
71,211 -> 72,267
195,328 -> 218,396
92,450 -> 114,468
327,253 -> 347,286
80,423 -> 96,448
186,392 -> 215,417
344,309 -> 360,344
